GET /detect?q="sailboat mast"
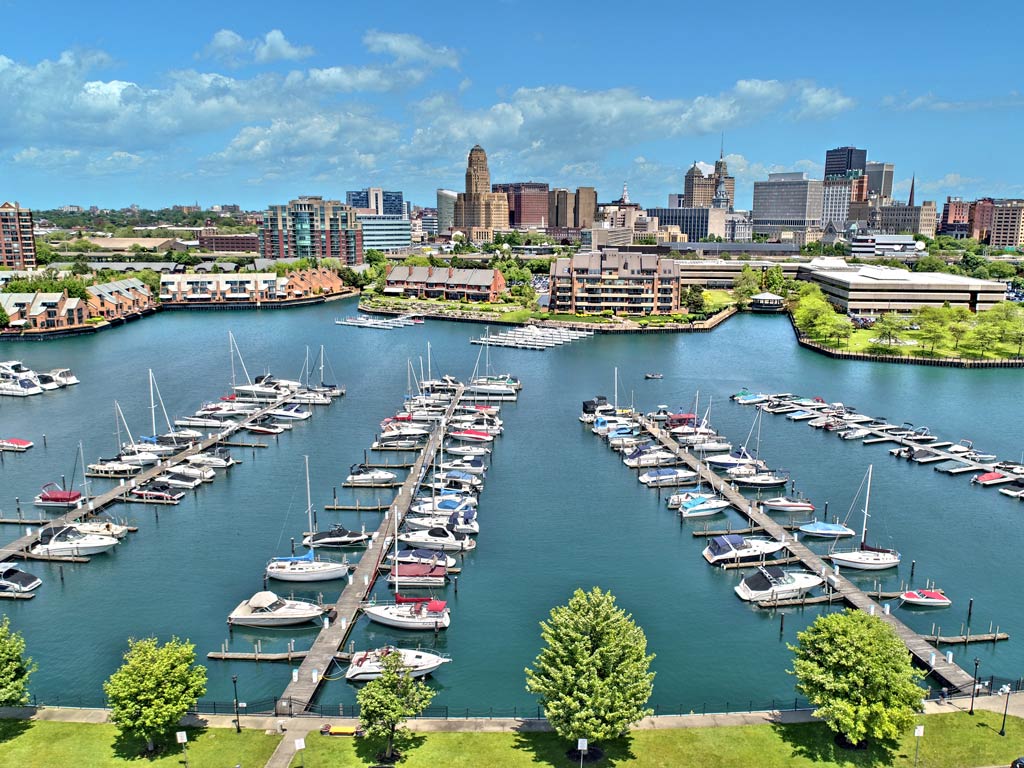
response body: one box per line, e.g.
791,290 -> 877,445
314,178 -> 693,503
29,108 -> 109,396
319,345 -> 326,387
861,464 -> 873,547
305,455 -> 314,534
614,367 -> 619,411
78,440 -> 91,500
149,369 -> 157,436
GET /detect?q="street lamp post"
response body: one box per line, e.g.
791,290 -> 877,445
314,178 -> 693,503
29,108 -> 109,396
969,658 -> 981,715
232,675 -> 241,734
999,684 -> 1012,736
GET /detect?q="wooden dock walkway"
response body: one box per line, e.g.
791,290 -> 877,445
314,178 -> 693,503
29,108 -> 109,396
0,394 -> 293,563
275,387 -> 464,715
640,418 -> 978,693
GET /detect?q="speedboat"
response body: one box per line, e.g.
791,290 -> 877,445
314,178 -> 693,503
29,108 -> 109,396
639,468 -> 698,487
733,471 -> 789,489
227,591 -> 324,627
706,448 -> 760,470
265,549 -> 353,582
387,549 -> 457,568
948,440 -> 998,463
676,493 -> 731,517
31,525 -> 118,556
155,472 -> 203,489
431,470 -> 482,489
409,495 -> 477,516
303,525 -> 370,548
269,403 -> 312,421
644,373 -> 663,380
438,457 -> 488,475
798,519 -> 856,538
398,525 -> 477,551
385,562 -> 449,587
345,647 -> 451,682
702,535 -> 787,565
187,448 -> 235,468
129,484 -> 185,503
74,520 -> 130,539
623,448 -> 678,468
734,566 -> 823,602
0,562 -> 42,593
646,405 -> 673,422
247,418 -> 285,435
34,372 -> 61,391
761,496 -> 815,514
362,596 -> 451,630
345,465 -> 398,486
444,444 -> 490,458
786,410 -> 818,421
900,589 -> 952,608
49,368 -> 80,386
406,509 -> 479,535
734,392 -> 769,406
972,471 -> 1010,486
446,429 -> 494,443
838,428 -> 870,441
33,483 -> 83,508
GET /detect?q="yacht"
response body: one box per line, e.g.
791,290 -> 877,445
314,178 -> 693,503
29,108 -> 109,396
431,470 -> 482,490
408,495 -> 477,517
638,467 -> 698,487
31,525 -> 118,557
702,535 -> 787,565
227,591 -> 325,627
49,368 -> 80,386
269,403 -> 312,421
443,444 -> 491,458
676,493 -> 732,517
405,509 -> 479,535
623,448 -> 678,468
0,377 -> 43,397
734,566 -> 823,602
387,549 -> 457,568
74,520 -> 130,539
303,524 -> 370,548
446,428 -> 494,443
362,596 -> 451,631
438,458 -> 487,475
0,562 -> 42,593
265,549 -> 353,582
761,496 -> 815,514
34,372 -> 62,391
187,448 -> 235,469
155,472 -> 203,490
345,647 -> 451,682
398,525 -> 477,551
344,465 -> 398,486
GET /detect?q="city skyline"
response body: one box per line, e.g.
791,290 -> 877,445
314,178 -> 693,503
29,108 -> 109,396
2,1 -> 1022,210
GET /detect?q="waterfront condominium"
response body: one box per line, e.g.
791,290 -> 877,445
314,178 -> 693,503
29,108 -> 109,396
549,248 -> 683,315
346,188 -> 405,217
0,201 -> 36,269
259,196 -> 363,265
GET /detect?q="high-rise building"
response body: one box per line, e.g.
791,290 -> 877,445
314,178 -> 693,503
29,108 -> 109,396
548,189 -> 576,228
346,188 -> 405,217
752,173 -> 824,237
453,145 -> 510,240
941,197 -> 970,228
824,146 -> 867,178
436,189 -> 457,235
989,201 -> 1024,249
574,187 -> 598,229
492,182 -> 549,226
865,161 -> 894,199
644,207 -> 727,242
259,196 -> 363,264
877,201 -> 937,239
356,214 -> 412,251
969,198 -> 995,243
682,151 -> 735,209
0,201 -> 36,269
822,175 -> 857,229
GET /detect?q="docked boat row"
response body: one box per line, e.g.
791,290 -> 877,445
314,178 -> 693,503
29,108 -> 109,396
736,389 -> 1024,499
0,360 -> 79,397
470,325 -> 593,351
335,313 -> 424,330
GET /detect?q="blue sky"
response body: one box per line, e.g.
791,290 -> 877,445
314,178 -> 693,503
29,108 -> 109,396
2,0 -> 1022,211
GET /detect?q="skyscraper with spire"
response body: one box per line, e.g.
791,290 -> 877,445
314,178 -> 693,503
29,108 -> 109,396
453,145 -> 509,239
682,145 -> 735,209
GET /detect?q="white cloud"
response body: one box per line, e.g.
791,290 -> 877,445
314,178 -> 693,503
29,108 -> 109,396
918,173 -> 982,193
883,91 -> 1024,112
12,147 -> 82,166
363,30 -> 458,69
795,85 -> 855,118
254,30 -> 315,63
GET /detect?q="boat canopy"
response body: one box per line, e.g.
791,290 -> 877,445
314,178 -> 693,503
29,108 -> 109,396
247,591 -> 281,609
743,566 -> 785,592
426,600 -> 447,612
709,534 -> 745,554
272,549 -> 314,563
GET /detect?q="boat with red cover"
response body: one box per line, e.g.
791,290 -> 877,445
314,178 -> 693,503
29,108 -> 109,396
362,594 -> 452,630
33,482 -> 82,508
0,438 -> 34,452
900,589 -> 952,608
971,471 -> 1012,486
385,563 -> 448,587
446,428 -> 494,443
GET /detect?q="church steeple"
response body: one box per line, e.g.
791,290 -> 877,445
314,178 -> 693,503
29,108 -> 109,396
714,135 -> 728,179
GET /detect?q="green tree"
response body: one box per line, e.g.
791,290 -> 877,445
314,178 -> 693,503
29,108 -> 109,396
365,249 -> 387,267
357,650 -> 436,760
0,306 -> 9,329
947,321 -> 970,350
402,255 -> 431,267
763,265 -> 786,294
70,259 -> 91,275
0,616 -> 35,706
732,266 -> 761,308
103,637 -> 207,753
871,313 -> 903,346
987,261 -> 1018,280
793,294 -> 832,336
912,254 -> 949,273
790,610 -> 924,748
1007,319 -> 1024,356
917,321 -> 948,353
685,286 -> 706,314
525,587 -> 654,747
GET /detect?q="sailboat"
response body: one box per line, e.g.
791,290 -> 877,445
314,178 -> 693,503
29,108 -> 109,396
116,399 -> 173,461
267,458 -> 356,581
827,465 -> 901,570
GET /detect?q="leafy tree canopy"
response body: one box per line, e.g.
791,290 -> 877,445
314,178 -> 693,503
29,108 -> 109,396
357,650 -> 436,760
0,616 -> 35,706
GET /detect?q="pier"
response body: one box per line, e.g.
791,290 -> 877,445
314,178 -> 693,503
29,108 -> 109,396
0,393 -> 293,563
275,387 -> 464,715
639,417 -> 978,693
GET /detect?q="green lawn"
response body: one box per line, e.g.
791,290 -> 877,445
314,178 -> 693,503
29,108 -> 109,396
704,289 -> 736,311
820,327 -> 1024,359
0,720 -> 280,768
290,711 -> 1024,767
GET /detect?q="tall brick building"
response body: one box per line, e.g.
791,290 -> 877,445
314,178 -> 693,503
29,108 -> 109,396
492,182 -> 549,226
259,196 -> 363,264
0,201 -> 36,269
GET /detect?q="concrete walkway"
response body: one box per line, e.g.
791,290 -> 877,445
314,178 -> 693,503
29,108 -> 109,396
2,691 -> 1023,768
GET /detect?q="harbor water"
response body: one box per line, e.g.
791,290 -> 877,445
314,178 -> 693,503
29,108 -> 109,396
1,300 -> 1022,712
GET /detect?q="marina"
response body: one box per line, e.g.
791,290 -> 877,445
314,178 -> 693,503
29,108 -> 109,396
469,325 -> 594,350
2,304 -> 1023,714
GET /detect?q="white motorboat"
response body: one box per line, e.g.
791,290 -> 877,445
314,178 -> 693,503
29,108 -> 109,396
0,562 -> 42,593
431,470 -> 482,489
384,562 -> 449,587
406,510 -> 479,535
362,596 -> 451,631
623,448 -> 677,468
387,549 -> 457,568
439,458 -> 487,475
686,438 -> 733,453
269,403 -> 312,421
446,429 -> 494,443
734,566 -> 823,602
639,468 -> 698,487
398,525 -> 476,551
0,378 -> 43,397
702,535 -> 787,565
34,372 -> 62,391
87,461 -> 142,479
291,390 -> 332,405
227,591 -> 324,627
443,444 -> 491,458
761,496 -> 815,514
187,449 -> 235,469
31,525 -> 118,557
155,472 -> 203,489
838,428 -> 870,441
303,525 -> 370,548
49,368 -> 80,386
675,493 -> 732,517
733,471 -> 789,489
129,484 -> 186,503
345,464 -> 398,486
948,440 -> 998,463
408,496 -> 477,517
74,520 -> 130,539
827,465 -> 901,571
345,647 -> 451,682
122,441 -> 176,457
